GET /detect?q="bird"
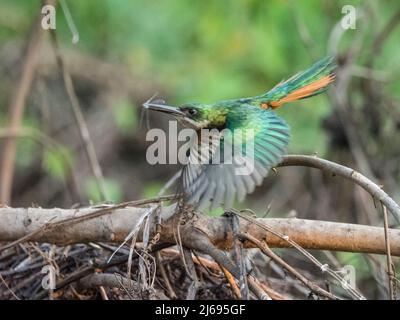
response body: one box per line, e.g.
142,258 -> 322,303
143,56 -> 336,211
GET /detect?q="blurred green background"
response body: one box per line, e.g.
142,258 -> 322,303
0,0 -> 359,154
1,0 -> 400,203
1,0 -> 399,206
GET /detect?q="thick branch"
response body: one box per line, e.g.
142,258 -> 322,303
0,206 -> 399,256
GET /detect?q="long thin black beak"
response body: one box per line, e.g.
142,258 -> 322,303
143,96 -> 185,117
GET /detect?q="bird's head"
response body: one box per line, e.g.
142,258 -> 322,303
143,99 -> 229,129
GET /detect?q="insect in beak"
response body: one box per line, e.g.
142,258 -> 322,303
143,95 -> 185,117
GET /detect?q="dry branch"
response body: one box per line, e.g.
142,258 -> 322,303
1,155 -> 399,299
0,1 -> 52,203
50,29 -> 108,201
240,232 -> 338,300
78,273 -> 168,300
0,206 -> 399,256
279,155 -> 400,222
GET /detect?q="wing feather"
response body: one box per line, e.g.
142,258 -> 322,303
182,107 -> 290,211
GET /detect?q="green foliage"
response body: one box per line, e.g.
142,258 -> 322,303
85,177 -> 123,203
337,252 -> 370,279
3,0 -> 399,156
0,0 -> 37,42
15,117 -> 40,169
112,99 -> 138,136
66,0 -> 337,154
3,0 -> 400,199
141,182 -> 164,199
42,147 -> 73,182
15,139 -> 36,168
206,207 -> 225,217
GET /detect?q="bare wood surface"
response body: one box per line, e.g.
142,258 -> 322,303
0,206 -> 399,256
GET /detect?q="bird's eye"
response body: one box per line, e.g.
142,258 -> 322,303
186,108 -> 197,116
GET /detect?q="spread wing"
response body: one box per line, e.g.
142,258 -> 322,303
182,107 -> 290,211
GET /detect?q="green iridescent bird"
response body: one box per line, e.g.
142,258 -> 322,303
144,57 -> 336,211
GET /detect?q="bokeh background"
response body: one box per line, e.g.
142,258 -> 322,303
1,0 -> 400,298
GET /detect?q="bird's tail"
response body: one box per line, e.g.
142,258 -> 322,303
253,56 -> 336,109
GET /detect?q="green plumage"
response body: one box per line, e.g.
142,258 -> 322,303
225,104 -> 290,166
182,103 -> 290,210
251,56 -> 336,106
145,56 -> 336,211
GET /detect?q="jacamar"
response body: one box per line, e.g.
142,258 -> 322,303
144,57 -> 336,211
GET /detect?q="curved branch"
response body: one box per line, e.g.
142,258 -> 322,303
279,155 -> 400,222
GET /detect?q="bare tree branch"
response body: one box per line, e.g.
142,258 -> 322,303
0,206 -> 399,256
279,155 -> 400,222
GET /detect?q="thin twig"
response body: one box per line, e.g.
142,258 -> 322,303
246,276 -> 271,300
34,242 -> 172,299
98,286 -> 109,300
155,251 -> 177,299
279,155 -> 400,223
232,209 -> 365,300
219,265 -> 241,299
50,29 -> 109,201
382,203 -> 396,300
240,232 -> 338,300
164,248 -> 283,300
258,282 -> 288,300
0,273 -> 20,300
59,0 -> 79,44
